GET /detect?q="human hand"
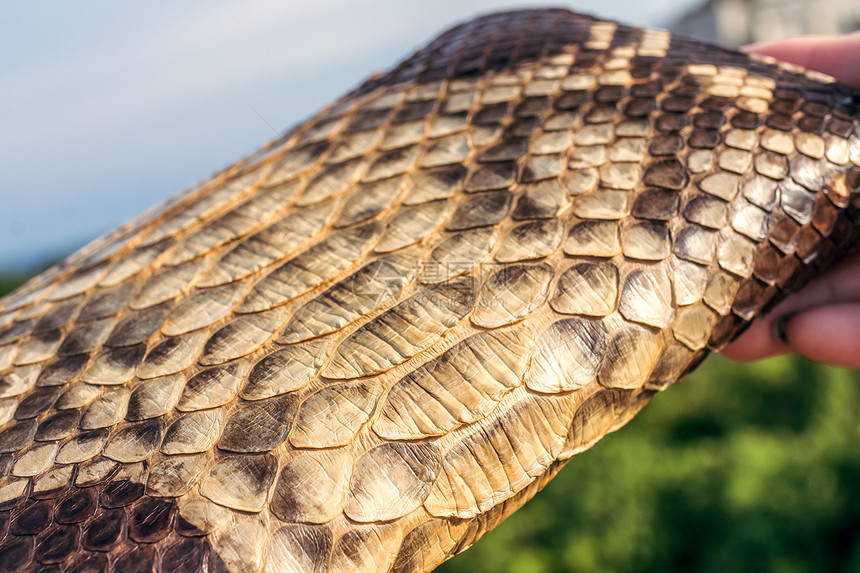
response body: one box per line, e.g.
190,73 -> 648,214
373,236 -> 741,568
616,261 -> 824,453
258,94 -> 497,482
720,33 -> 860,367
744,32 -> 860,89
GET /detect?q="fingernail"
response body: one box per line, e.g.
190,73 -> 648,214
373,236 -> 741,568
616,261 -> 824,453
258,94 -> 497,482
773,312 -> 797,345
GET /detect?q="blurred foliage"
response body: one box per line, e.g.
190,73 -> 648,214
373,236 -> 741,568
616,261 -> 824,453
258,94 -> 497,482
441,355 -> 860,573
2,273 -> 859,572
0,274 -> 29,298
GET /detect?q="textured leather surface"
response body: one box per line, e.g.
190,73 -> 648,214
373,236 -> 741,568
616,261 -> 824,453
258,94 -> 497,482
0,8 -> 859,572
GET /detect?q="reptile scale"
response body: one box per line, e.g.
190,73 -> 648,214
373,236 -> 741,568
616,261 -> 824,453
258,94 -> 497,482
0,8 -> 859,572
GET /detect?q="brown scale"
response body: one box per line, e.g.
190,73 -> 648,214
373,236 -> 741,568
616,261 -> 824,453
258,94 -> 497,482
0,8 -> 859,573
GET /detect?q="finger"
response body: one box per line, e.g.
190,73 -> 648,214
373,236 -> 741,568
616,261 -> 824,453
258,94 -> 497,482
721,249 -> 860,361
744,32 -> 860,89
719,316 -> 790,362
781,303 -> 860,369
725,35 -> 860,363
761,248 -> 860,314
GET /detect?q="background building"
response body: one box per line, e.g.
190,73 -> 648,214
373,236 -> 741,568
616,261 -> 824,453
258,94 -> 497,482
672,0 -> 860,45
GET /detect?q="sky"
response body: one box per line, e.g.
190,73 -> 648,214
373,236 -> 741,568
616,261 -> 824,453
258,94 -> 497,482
0,0 -> 702,271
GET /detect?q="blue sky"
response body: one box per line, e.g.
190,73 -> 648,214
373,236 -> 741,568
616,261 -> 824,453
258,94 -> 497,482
0,1 -> 700,270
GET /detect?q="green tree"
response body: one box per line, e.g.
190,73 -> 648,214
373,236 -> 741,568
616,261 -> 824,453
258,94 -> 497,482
0,274 -> 28,298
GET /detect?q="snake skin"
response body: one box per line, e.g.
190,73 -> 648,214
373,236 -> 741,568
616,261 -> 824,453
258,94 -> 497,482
1,8 -> 859,573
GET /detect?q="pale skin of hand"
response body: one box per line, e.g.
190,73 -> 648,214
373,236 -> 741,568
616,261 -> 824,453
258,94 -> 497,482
721,32 -> 860,367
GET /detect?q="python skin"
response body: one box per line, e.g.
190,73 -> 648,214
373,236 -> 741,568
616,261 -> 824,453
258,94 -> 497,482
0,8 -> 859,573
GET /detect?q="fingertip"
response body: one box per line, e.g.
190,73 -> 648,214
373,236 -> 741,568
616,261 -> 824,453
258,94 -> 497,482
772,312 -> 797,345
742,36 -> 817,66
744,33 -> 860,89
781,304 -> 860,369
719,318 -> 791,362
